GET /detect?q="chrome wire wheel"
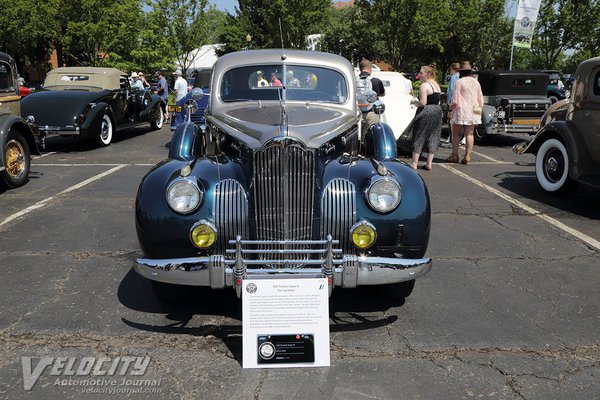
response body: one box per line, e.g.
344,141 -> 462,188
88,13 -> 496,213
5,139 -> 26,178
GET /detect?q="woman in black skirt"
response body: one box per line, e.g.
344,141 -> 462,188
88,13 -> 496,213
409,65 -> 442,170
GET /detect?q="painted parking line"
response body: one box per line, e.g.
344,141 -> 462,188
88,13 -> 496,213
0,165 -> 127,230
32,163 -> 156,167
32,151 -> 60,159
471,149 -> 503,163
439,164 -> 600,252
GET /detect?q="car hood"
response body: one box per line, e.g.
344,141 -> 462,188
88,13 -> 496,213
209,103 -> 357,148
21,89 -> 108,127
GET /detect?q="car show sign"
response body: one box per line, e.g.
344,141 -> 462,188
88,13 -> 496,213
242,278 -> 330,368
512,0 -> 541,49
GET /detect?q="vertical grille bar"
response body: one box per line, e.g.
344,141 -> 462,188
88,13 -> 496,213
321,179 -> 356,254
214,179 -> 248,253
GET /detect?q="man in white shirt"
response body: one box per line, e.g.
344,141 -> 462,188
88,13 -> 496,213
173,69 -> 187,102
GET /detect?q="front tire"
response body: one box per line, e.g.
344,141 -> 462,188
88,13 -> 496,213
378,280 -> 415,300
1,130 -> 31,189
150,106 -> 164,130
535,138 -> 574,193
96,113 -> 113,147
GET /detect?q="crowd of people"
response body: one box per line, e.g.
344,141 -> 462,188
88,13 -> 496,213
406,59 -> 483,170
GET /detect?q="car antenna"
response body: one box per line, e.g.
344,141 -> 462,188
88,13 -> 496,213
279,18 -> 286,61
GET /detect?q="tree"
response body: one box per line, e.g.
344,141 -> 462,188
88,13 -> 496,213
56,0 -> 143,67
530,0 -> 599,69
217,0 -> 330,54
145,0 -> 214,73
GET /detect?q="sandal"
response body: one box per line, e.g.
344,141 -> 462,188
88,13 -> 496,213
445,154 -> 459,163
461,154 -> 470,165
421,164 -> 432,171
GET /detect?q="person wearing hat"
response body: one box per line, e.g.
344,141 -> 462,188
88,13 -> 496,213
173,68 -> 187,102
138,72 -> 149,88
441,62 -> 461,146
446,61 -> 484,165
130,71 -> 144,91
256,71 -> 268,87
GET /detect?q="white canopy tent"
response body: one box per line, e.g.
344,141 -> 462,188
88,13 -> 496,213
183,44 -> 220,75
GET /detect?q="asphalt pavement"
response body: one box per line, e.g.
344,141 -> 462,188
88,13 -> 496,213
1,125 -> 599,399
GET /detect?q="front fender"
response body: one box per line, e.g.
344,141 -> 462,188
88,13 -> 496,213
523,120 -> 590,178
169,121 -> 202,161
324,158 -> 430,258
0,114 -> 40,167
363,122 -> 397,161
140,95 -> 164,120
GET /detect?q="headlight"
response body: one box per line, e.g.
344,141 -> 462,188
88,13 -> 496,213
366,177 -> 401,213
166,179 -> 202,214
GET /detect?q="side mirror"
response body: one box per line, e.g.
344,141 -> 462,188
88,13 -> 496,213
191,88 -> 204,101
372,100 -> 385,115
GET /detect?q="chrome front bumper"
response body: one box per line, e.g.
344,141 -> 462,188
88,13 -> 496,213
135,255 -> 432,297
135,237 -> 431,297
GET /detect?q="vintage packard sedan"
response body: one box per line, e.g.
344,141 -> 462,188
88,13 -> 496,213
514,57 -> 600,193
0,52 -> 39,189
21,67 -> 165,148
135,50 -> 432,301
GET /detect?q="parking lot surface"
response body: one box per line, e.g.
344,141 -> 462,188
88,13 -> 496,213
1,126 -> 599,399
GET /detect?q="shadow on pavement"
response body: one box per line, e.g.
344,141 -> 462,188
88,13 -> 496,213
117,268 -> 403,364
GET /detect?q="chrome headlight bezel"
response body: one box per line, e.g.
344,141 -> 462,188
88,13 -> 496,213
166,178 -> 203,214
365,176 -> 402,213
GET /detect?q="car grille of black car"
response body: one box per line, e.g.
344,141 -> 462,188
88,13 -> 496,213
253,142 -> 315,241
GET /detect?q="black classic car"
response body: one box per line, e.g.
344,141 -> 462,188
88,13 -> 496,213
475,70 -> 552,143
21,67 -> 165,148
514,57 -> 600,193
0,52 -> 39,189
135,49 -> 432,301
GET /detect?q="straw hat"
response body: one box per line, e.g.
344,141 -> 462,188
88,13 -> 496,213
458,61 -> 473,71
130,71 -> 138,78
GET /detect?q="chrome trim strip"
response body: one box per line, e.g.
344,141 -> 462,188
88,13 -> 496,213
321,178 -> 356,253
214,179 -> 248,253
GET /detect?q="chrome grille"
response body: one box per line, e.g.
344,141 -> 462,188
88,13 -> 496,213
253,143 -> 315,264
214,179 -> 248,253
321,179 -> 356,253
253,143 -> 315,241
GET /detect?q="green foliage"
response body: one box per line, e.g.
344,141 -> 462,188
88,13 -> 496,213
216,0 -> 330,54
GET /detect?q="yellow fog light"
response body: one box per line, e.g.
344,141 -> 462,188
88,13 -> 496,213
351,221 -> 377,250
190,221 -> 217,249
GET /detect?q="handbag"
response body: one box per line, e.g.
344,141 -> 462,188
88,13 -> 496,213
469,83 -> 482,115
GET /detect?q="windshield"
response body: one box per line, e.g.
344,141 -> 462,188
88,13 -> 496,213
220,65 -> 347,103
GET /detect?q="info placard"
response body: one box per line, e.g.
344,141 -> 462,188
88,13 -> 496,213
242,278 -> 330,368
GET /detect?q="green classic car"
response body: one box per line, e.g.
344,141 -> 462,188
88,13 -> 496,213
21,67 -> 165,148
0,52 -> 39,189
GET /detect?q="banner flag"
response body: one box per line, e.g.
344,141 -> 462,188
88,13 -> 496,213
512,0 -> 541,48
